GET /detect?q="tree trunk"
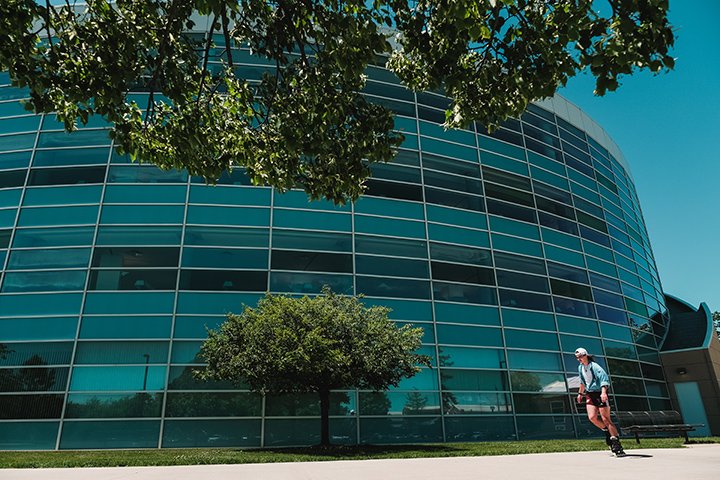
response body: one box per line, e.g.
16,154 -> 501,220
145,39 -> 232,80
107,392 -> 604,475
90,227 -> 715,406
319,387 -> 330,446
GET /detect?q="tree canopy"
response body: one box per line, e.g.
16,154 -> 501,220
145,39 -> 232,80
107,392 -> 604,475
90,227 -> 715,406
197,287 -> 431,445
0,1 -> 674,203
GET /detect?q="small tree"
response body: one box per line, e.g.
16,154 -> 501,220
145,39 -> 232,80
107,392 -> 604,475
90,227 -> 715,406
198,287 -> 431,446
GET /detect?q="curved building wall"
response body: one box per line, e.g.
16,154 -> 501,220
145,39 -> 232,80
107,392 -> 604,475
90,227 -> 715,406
0,51 -> 671,449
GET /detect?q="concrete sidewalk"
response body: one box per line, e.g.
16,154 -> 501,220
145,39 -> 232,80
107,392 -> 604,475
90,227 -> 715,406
3,444 -> 720,480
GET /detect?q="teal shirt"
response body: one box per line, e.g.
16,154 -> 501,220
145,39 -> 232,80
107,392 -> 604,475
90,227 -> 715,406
578,361 -> 610,392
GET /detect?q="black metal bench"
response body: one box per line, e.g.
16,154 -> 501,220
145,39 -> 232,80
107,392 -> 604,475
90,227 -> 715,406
614,410 -> 702,444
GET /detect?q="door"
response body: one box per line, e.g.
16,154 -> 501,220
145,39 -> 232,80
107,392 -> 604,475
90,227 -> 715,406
674,382 -> 711,437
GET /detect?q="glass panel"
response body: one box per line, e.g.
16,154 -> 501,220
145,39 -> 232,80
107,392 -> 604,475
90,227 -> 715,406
273,250 -> 353,273
0,317 -> 78,341
510,372 -> 566,392
440,369 -> 508,391
92,247 -> 179,268
186,206 -> 269,227
0,342 -> 74,366
0,394 -> 64,419
182,247 -> 267,269
74,341 -> 169,365
165,392 -> 262,417
444,416 -> 515,441
516,415 -> 575,439
273,209 -> 350,232
433,282 -> 497,305
436,324 -> 503,347
162,419 -> 261,447
356,276 -> 430,299
79,316 -> 172,339
498,289 -> 553,311
437,346 -> 504,368
33,147 -> 110,167
22,185 -> 102,206
104,185 -> 186,204
271,272 -> 353,294
107,165 -> 188,183
179,269 -> 267,291
88,269 -> 177,290
94,226 -> 181,246
273,229 -> 351,252
434,302 -> 500,326
70,366 -> 167,391
28,166 -> 106,186
18,205 -> 99,226
0,293 -> 83,317
355,235 -> 427,258
184,226 -> 267,247
101,205 -> 185,224
59,420 -> 160,449
0,421 -> 59,450
501,309 -> 555,330
359,417 -> 442,444
507,351 -> 562,371
354,215 -> 425,238
7,248 -> 90,270
356,255 -> 428,278
65,393 -> 164,418
2,270 -> 87,292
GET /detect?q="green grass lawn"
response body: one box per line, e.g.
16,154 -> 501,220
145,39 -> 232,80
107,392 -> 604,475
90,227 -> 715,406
1,437 -> 719,469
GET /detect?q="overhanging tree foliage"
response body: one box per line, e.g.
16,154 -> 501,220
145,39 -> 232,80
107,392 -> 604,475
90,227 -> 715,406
0,1 -> 674,203
197,287 -> 431,446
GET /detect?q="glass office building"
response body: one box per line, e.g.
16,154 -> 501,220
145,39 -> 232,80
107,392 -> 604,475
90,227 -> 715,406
0,48 -> 671,449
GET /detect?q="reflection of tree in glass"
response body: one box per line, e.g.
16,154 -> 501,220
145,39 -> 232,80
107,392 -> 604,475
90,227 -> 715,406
165,392 -> 261,417
510,372 -> 542,392
266,392 -> 350,416
358,391 -> 391,415
403,390 -> 428,415
437,347 -> 458,414
0,348 -> 63,419
65,393 -> 163,418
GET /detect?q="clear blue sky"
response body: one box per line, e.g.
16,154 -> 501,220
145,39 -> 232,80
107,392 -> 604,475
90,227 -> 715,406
559,1 -> 720,314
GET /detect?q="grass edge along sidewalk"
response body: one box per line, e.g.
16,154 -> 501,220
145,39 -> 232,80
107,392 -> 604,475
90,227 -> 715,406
2,437 -> 720,469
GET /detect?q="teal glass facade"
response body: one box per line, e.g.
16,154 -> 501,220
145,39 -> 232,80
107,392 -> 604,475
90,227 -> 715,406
0,49 -> 671,449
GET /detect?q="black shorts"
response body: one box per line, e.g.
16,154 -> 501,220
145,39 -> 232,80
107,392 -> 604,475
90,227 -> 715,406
584,391 -> 609,408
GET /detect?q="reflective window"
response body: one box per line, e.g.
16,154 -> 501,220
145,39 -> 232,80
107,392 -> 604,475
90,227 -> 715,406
433,282 -> 497,305
2,270 -> 87,292
271,272 -> 352,294
434,302 -> 499,326
107,165 -> 188,183
100,205 -> 184,225
33,147 -> 110,167
0,394 -> 64,419
502,309 -> 555,330
184,226 -> 267,247
356,276 -> 430,299
0,316 -> 77,341
18,205 -> 99,226
490,216 -> 540,240
505,329 -> 559,350
273,209 -> 350,232
550,279 -> 592,301
355,215 -> 425,238
510,372 -> 566,392
79,316 -> 172,339
74,341 -> 169,365
355,235 -> 427,258
70,366 -> 167,391
427,223 -> 489,248
179,270 -> 267,291
0,341 -> 73,366
436,324 -> 503,347
493,251 -> 546,275
431,261 -> 494,285
440,369 -> 508,391
22,185 -> 102,206
28,166 -> 106,186
355,194 -> 424,218
507,350 -> 562,371
437,347 -> 505,368
496,270 -> 549,293
430,243 -> 490,266
182,247 -> 267,269
59,420 -> 160,449
273,250 -> 353,273
553,297 -> 596,318
425,187 -> 484,211
0,170 -> 26,189
0,367 -> 69,392
486,198 -> 536,223
104,185 -> 186,204
356,255 -> 428,278
186,206 -> 269,227
7,248 -> 90,270
499,289 -> 553,311
65,393 -> 164,418
547,262 -> 588,283
92,247 -> 179,268
89,269 -> 177,290
165,392 -> 262,417
274,229 -> 351,252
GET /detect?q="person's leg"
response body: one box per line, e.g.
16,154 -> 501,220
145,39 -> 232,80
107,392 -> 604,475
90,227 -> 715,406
585,403 -> 606,430
598,406 -> 619,437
